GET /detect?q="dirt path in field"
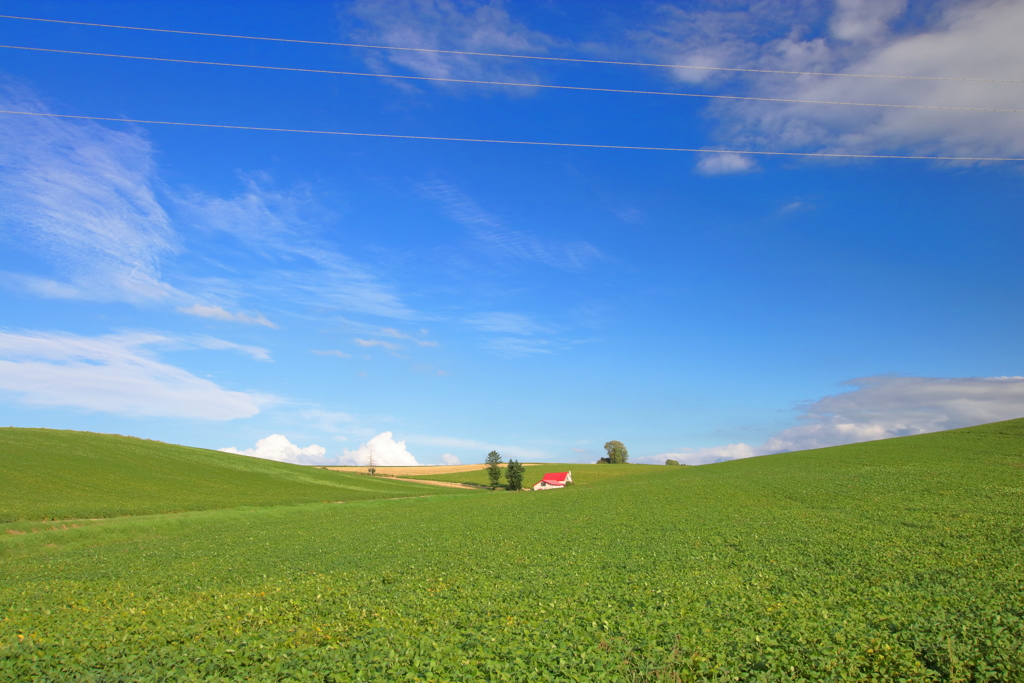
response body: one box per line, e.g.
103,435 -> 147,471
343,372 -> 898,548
324,463 -> 538,476
390,478 -> 482,490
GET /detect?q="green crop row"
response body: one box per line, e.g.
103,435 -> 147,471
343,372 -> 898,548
2,420 -> 1024,680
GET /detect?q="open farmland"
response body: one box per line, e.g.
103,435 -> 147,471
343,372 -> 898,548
3,420 -> 1024,680
404,463 -> 653,488
0,428 -> 472,522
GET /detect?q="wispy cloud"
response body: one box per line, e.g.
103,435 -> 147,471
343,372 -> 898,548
186,335 -> 272,362
0,330 -> 274,420
354,338 -> 402,351
464,312 -> 545,335
179,175 -> 416,319
311,349 -> 352,358
646,375 -> 1024,465
0,84 -> 179,303
381,327 -> 439,346
177,303 -> 278,328
345,0 -> 554,89
418,179 -> 602,270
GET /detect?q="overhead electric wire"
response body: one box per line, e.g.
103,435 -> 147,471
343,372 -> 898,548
3,44 -> 1020,114
1,13 -> 1020,84
1,110 -> 1021,162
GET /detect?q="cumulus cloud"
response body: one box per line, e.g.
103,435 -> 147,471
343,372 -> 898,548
178,303 -> 278,328
648,375 -> 1024,465
696,152 -> 758,175
0,331 -> 272,420
221,434 -> 331,465
340,431 -> 420,466
440,453 -> 461,465
0,84 -> 179,302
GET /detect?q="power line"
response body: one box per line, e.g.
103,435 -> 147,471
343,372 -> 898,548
1,13 -> 1020,84
2,109 -> 1021,162
4,44 -> 1020,114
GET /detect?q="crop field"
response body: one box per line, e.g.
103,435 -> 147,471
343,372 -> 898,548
0,428 -> 471,522
2,420 -> 1024,680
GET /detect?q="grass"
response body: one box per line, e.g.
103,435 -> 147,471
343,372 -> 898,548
0,428 -> 476,522
2,419 -> 1023,680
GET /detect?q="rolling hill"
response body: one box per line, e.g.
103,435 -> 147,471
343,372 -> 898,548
0,427 -> 474,522
2,419 -> 1023,680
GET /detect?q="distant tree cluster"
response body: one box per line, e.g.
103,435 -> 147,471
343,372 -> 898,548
664,459 -> 680,466
484,451 -> 525,490
598,440 -> 628,464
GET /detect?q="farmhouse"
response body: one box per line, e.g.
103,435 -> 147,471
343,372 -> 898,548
533,471 -> 572,490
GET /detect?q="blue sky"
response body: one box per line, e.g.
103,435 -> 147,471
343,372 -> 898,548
1,0 -> 1023,466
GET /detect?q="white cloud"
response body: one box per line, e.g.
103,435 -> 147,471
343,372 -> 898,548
354,338 -> 402,350
179,176 -> 415,319
762,375 -> 1024,452
418,180 -> 602,270
221,434 -> 331,465
651,375 -> 1024,465
311,349 -> 352,358
643,442 -> 758,466
0,85 -> 179,303
649,0 -> 1024,160
464,312 -> 545,335
696,152 -> 758,175
381,327 -> 439,347
346,0 -> 553,87
187,336 -> 272,362
484,337 -> 554,356
440,453 -> 461,465
0,331 -> 272,420
177,303 -> 278,328
830,0 -> 907,43
340,431 -> 420,466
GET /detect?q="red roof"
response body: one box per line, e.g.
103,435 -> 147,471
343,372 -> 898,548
542,472 -> 570,482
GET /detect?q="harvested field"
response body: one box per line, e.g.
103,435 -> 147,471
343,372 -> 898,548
323,463 -> 539,476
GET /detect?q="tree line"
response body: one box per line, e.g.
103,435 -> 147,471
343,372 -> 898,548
485,450 -> 526,490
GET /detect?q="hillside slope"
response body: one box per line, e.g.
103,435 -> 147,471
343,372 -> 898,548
2,420 -> 1022,679
0,428 -> 473,522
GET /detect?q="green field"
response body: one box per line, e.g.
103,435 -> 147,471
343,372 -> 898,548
0,428 -> 473,522
3,420 -> 1024,680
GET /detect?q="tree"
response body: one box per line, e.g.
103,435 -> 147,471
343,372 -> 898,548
485,450 -> 503,488
603,440 -> 629,464
505,459 -> 525,491
367,451 -> 377,476
664,459 -> 680,466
